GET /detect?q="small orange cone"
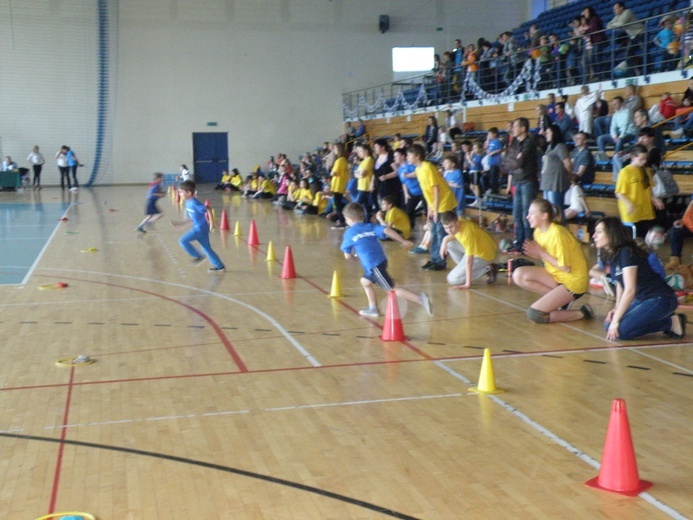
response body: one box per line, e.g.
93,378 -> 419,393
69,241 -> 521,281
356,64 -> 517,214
248,220 -> 259,246
380,291 -> 405,341
266,241 -> 276,262
586,399 -> 652,496
220,209 -> 230,231
280,246 -> 296,279
469,349 -> 505,394
328,270 -> 343,298
234,221 -> 242,236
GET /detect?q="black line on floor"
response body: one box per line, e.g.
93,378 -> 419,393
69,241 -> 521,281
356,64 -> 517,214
121,323 -> 139,326
626,365 -> 650,371
321,333 -> 340,336
541,354 -> 563,358
672,372 -> 693,377
20,321 -> 38,324
0,432 -> 421,520
356,335 -> 374,339
502,349 -> 521,353
88,322 -> 105,325
583,359 -> 607,364
255,329 -> 272,332
463,346 -> 484,350
427,342 -> 446,345
287,331 -> 305,334
154,324 -> 172,327
54,321 -> 73,324
187,325 -> 205,329
221,326 -> 238,330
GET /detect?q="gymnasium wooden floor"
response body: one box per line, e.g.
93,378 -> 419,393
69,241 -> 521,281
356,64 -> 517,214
0,185 -> 691,520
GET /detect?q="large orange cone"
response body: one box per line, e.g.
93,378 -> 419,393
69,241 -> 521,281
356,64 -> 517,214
469,349 -> 505,394
586,399 -> 652,496
380,291 -> 405,341
328,270 -> 343,298
248,220 -> 259,246
234,221 -> 242,236
219,209 -> 230,231
266,241 -> 276,262
280,246 -> 296,279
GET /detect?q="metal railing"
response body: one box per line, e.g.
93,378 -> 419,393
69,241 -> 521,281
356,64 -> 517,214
343,6 -> 692,119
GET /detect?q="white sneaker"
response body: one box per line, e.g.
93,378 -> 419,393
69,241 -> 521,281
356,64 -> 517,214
420,292 -> 433,317
468,199 -> 480,208
359,307 -> 380,317
671,128 -> 684,137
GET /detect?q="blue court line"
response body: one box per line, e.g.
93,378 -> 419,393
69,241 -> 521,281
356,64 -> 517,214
0,202 -> 71,285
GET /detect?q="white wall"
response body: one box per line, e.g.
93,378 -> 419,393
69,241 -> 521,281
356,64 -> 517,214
0,0 -> 530,184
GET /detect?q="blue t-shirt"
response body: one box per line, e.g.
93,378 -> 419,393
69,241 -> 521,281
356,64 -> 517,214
470,152 -> 482,173
66,150 -> 78,167
340,222 -> 388,275
444,169 -> 465,211
346,177 -> 358,195
656,28 -> 675,49
487,139 -> 502,167
146,181 -> 162,202
185,197 -> 210,233
609,246 -> 674,301
397,163 -> 422,196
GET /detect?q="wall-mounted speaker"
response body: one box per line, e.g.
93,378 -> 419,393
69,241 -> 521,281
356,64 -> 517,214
379,15 -> 390,34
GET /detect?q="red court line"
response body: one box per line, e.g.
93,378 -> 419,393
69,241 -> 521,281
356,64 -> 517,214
38,275 -> 248,373
48,366 -> 75,514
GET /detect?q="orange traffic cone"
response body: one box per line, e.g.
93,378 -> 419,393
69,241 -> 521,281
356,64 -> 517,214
469,349 -> 504,394
586,399 -> 652,496
219,209 -> 230,231
280,246 -> 296,279
248,220 -> 259,246
380,291 -> 405,341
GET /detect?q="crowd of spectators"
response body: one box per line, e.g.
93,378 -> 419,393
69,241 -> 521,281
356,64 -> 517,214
429,2 -> 688,102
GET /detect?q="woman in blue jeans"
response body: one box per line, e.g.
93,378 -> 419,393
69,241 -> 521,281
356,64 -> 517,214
593,217 -> 685,341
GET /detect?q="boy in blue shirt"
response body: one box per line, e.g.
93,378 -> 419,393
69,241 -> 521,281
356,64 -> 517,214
485,127 -> 503,194
136,172 -> 165,233
174,180 -> 225,272
341,202 -> 432,317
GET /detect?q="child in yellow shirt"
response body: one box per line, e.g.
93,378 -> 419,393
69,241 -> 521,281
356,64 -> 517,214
375,195 -> 411,239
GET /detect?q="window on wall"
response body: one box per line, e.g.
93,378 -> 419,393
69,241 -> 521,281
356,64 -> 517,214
392,47 -> 435,83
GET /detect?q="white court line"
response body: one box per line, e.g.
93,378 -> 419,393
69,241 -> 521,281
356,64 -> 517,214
630,348 -> 693,374
433,360 -> 689,520
20,203 -> 73,286
41,267 -> 322,367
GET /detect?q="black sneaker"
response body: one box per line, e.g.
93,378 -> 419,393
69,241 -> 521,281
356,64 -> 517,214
580,304 -> 593,320
191,257 -> 205,265
424,263 -> 446,271
665,313 -> 687,339
421,261 -> 434,269
208,266 -> 225,272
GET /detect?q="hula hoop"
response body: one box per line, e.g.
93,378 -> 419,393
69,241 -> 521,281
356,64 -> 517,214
56,357 -> 95,367
34,513 -> 96,520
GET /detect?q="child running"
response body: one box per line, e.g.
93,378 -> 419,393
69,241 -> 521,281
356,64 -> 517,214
341,202 -> 432,317
136,172 -> 165,233
173,180 -> 226,272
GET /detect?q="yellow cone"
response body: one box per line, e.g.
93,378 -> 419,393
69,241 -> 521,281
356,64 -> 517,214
266,241 -> 276,262
328,270 -> 343,298
209,209 -> 216,231
234,221 -> 242,236
469,349 -> 505,394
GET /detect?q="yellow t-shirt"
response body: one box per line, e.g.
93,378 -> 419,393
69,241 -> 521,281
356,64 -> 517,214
453,219 -> 497,261
296,188 -> 313,204
386,206 -> 411,239
416,160 -> 457,213
260,179 -> 277,195
247,178 -> 259,190
534,222 -> 588,294
331,157 -> 349,194
313,192 -> 328,214
230,175 -> 243,187
615,164 -> 655,223
220,174 -> 232,183
357,156 -> 373,192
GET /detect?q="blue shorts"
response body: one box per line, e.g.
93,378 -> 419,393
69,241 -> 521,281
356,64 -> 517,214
146,199 -> 161,216
365,261 -> 395,290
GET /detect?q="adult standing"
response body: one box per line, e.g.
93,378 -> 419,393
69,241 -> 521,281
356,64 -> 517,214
574,84 -> 601,135
55,146 -> 71,190
329,142 -> 349,229
65,146 -> 81,191
580,7 -> 606,81
540,125 -> 572,223
423,116 -> 439,153
606,2 -> 645,75
27,146 -> 45,189
594,216 -> 684,341
506,117 -> 540,253
371,138 -> 402,207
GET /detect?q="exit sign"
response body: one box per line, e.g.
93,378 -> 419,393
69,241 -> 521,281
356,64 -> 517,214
207,122 -> 218,126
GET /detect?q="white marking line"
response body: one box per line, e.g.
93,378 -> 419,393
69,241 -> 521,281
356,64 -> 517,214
435,360 -> 689,519
28,393 -> 462,432
41,268 -> 322,367
20,203 -> 73,286
630,348 -> 693,374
